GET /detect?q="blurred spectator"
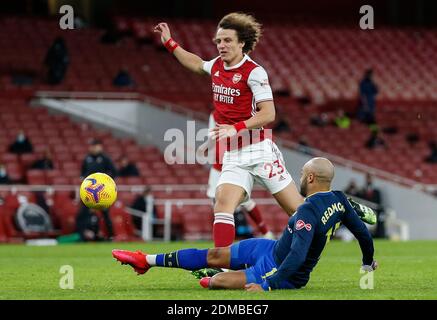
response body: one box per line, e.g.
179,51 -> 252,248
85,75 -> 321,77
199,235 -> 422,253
44,37 -> 69,85
113,68 -> 134,87
118,156 -> 140,177
81,139 -> 117,178
0,164 -> 11,184
357,69 -> 378,125
334,109 -> 351,129
100,23 -> 121,44
365,127 -> 386,149
74,15 -> 87,29
310,112 -> 329,127
344,179 -> 360,197
9,130 -> 33,154
234,208 -> 253,240
81,139 -> 117,239
424,141 -> 437,164
361,173 -> 382,205
297,135 -> 313,155
130,186 -> 157,231
31,149 -> 54,170
273,119 -> 291,133
360,174 -> 386,238
75,205 -> 104,242
406,133 -> 420,146
34,191 -> 50,214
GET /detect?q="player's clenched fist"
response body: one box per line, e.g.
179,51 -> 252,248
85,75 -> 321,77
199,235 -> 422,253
153,22 -> 171,43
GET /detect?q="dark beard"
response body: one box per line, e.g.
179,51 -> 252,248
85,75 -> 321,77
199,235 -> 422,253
300,182 -> 307,197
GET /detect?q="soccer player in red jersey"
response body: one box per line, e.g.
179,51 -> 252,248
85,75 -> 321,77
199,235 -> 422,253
206,113 -> 275,239
154,13 -> 304,247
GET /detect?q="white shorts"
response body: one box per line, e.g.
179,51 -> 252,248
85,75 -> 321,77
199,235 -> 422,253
217,139 -> 293,202
207,166 -> 258,210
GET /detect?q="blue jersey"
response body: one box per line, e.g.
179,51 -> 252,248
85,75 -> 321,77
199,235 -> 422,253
266,190 -> 374,290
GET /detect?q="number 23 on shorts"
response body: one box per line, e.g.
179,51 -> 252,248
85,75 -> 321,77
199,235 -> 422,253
263,160 -> 285,179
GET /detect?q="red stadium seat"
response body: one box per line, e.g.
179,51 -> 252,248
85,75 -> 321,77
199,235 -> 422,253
110,202 -> 141,241
0,216 -> 8,243
1,153 -> 19,163
54,200 -> 79,235
26,170 -> 47,185
5,163 -> 24,182
20,153 -> 38,169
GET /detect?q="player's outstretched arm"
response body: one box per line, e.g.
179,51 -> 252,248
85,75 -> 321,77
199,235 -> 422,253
153,22 -> 205,75
342,196 -> 376,268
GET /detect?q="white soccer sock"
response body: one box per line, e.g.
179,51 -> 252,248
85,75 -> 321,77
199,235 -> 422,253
146,254 -> 157,266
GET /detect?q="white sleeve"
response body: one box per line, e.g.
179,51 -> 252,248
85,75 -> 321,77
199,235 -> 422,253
247,66 -> 273,103
202,57 -> 219,75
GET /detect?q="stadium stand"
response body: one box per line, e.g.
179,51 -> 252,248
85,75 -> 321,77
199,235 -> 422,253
0,15 -> 436,242
1,17 -> 436,182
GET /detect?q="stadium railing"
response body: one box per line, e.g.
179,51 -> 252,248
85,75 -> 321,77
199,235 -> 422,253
32,90 -> 437,194
1,184 -> 407,241
0,184 -> 279,242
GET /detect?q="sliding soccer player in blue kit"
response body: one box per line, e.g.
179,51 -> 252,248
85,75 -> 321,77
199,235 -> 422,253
112,157 -> 377,291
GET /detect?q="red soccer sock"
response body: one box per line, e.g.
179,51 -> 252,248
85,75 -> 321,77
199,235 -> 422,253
247,205 -> 269,235
213,213 -> 235,247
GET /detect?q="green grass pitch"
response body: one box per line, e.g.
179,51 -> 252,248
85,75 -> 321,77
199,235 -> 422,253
1,240 -> 437,300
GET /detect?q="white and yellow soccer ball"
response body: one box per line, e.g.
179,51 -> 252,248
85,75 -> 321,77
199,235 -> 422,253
80,172 -> 117,210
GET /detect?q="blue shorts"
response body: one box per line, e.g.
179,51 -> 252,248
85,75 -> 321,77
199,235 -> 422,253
230,238 -> 278,284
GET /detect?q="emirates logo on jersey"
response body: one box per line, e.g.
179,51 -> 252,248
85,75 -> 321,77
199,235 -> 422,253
232,73 -> 242,84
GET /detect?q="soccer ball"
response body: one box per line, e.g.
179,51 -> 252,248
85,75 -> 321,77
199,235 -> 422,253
80,172 -> 117,210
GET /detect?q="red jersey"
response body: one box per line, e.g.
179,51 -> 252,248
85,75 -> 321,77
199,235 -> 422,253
203,55 -> 274,153
203,54 -> 273,125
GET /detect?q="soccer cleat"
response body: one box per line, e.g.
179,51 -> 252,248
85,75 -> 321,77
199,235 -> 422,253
348,197 -> 377,225
199,277 -> 212,289
112,249 -> 150,275
191,268 -> 224,279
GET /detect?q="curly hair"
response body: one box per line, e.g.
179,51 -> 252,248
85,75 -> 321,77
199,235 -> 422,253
218,13 -> 262,54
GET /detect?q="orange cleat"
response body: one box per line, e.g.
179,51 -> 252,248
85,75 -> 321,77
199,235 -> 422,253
112,249 -> 150,275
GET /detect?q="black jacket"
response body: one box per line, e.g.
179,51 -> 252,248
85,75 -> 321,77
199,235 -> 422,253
75,205 -> 100,241
31,158 -> 54,170
81,153 -> 117,178
0,174 -> 11,184
9,138 -> 33,154
118,163 -> 140,177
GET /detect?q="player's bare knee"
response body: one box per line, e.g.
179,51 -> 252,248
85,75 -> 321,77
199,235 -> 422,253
214,194 -> 242,213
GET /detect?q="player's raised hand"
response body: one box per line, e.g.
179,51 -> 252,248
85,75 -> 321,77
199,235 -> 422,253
209,124 -> 237,141
153,22 -> 171,43
244,283 -> 264,292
